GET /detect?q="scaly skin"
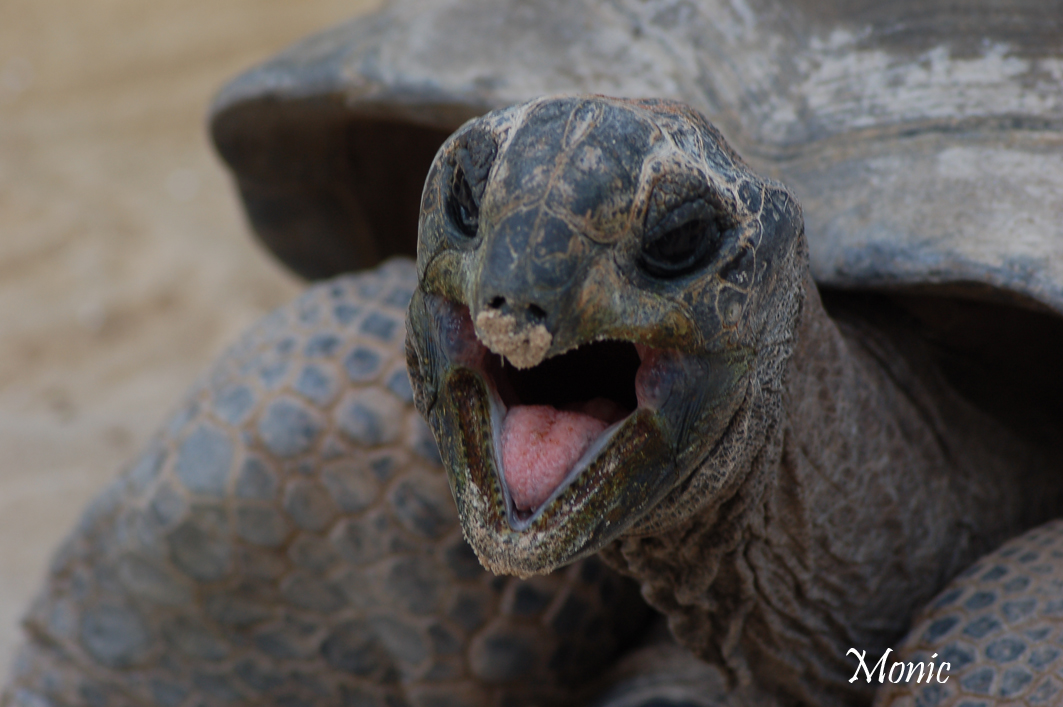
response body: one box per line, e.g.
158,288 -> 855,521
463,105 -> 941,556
0,261 -> 652,707
875,520 -> 1063,706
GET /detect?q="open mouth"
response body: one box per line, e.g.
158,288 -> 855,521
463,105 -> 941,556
413,291 -> 717,574
484,340 -> 643,519
429,297 -> 658,525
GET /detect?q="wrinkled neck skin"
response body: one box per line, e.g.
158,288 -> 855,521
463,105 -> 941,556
600,270 -> 1057,706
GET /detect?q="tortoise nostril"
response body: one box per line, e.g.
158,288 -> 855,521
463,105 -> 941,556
484,296 -> 547,322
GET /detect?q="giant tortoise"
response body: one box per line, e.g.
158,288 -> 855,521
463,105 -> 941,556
4,1 -> 1063,706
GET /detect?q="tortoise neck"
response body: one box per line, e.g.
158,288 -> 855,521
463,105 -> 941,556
602,273 -> 1051,705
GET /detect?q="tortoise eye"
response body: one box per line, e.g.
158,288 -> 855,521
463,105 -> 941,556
640,203 -> 725,278
447,164 -> 480,238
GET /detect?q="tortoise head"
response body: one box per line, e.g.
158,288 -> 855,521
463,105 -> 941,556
406,96 -> 805,576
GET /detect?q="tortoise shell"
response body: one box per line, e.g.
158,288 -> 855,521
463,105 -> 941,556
209,0 -> 1063,440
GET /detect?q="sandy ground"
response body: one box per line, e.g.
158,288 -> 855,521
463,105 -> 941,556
0,0 -> 381,681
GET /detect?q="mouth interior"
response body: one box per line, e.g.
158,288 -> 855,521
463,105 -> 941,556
484,341 -> 641,515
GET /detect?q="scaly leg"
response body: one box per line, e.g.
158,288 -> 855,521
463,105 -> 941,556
874,519 -> 1063,707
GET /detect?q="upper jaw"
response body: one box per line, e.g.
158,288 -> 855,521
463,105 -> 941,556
406,289 -> 739,576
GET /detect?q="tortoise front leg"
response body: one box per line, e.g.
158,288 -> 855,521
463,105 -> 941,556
1,260 -> 650,707
874,520 -> 1063,707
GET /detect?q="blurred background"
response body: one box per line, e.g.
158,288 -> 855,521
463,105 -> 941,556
0,0 -> 380,679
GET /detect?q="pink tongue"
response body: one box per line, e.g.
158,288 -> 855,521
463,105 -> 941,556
501,402 -> 619,511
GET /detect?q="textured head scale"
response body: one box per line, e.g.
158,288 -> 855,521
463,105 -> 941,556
407,96 -> 806,576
